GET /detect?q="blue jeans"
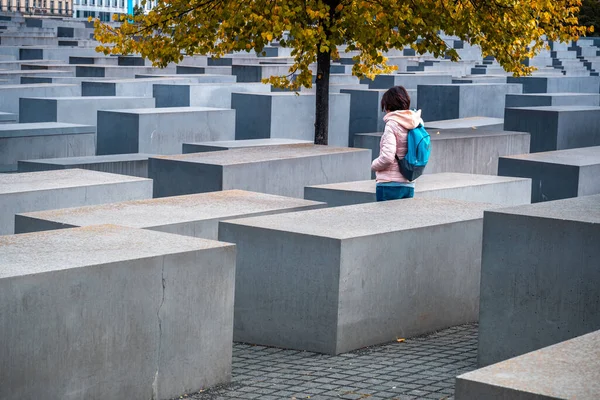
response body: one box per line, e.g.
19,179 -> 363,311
376,183 -> 415,202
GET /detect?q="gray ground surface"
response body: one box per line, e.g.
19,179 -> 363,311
179,324 -> 477,400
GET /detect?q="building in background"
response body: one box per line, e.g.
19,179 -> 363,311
0,0 -> 73,17
72,0 -> 155,21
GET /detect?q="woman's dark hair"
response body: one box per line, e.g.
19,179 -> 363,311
380,86 -> 411,112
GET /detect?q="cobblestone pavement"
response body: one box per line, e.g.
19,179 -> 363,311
180,324 -> 477,400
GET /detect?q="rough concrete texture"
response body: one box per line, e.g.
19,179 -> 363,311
0,83 -> 80,115
424,117 -> 504,131
304,173 -> 531,207
0,122 -> 95,171
417,84 -> 522,121
456,330 -> 600,399
0,225 -> 236,400
16,190 -> 326,240
149,144 -> 372,198
19,96 -> 155,126
507,76 -> 600,93
17,153 -> 155,178
0,169 -> 153,235
153,82 -> 271,108
505,92 -> 600,107
96,107 -> 235,155
219,198 -> 499,355
231,92 -> 351,147
498,146 -> 600,203
182,138 -> 312,153
504,105 -> 600,153
478,195 -> 600,367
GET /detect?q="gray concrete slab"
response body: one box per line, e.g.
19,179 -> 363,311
19,96 -> 155,126
17,153 -> 155,178
96,107 -> 235,155
0,122 -> 95,170
0,83 -> 80,116
0,224 -> 235,400
0,111 -> 18,124
499,146 -> 600,203
149,144 -> 372,198
182,138 -> 312,153
504,105 -> 600,153
231,92 -> 350,147
0,169 -> 152,235
507,75 -> 600,93
424,117 -> 504,131
355,129 -> 530,177
153,82 -> 271,108
304,173 -> 531,207
417,84 -> 522,121
16,190 -> 326,239
456,330 -> 600,400
505,92 -> 600,107
367,73 -> 453,89
81,77 -> 229,97
219,198 -> 500,354
478,195 -> 600,367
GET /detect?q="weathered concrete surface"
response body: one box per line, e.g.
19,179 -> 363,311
305,173 -> 531,207
478,195 -> 600,367
0,225 -> 235,400
0,122 -> 95,171
19,96 -> 155,126
457,330 -> 600,400
0,169 -> 153,235
367,73 -> 452,89
153,82 -> 271,108
219,198 -> 499,355
17,153 -> 154,178
182,138 -> 312,153
424,117 -> 504,131
504,105 -> 600,153
498,146 -> 600,203
150,144 -> 372,198
0,83 -> 80,116
16,190 -> 326,240
507,76 -> 600,93
96,107 -> 235,155
505,92 -> 600,107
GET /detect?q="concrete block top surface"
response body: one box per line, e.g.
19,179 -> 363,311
0,224 -> 232,279
104,106 -> 229,115
432,129 -> 529,140
185,138 -> 313,148
20,153 -> 155,165
457,330 -> 600,399
21,96 -> 150,101
222,197 -> 498,239
488,194 -> 600,224
0,122 -> 95,138
18,190 -> 325,229
0,83 -> 77,89
425,117 -> 504,130
0,169 -> 151,195
505,105 -> 600,112
500,146 -> 600,167
153,144 -> 368,166
508,92 -> 600,98
308,173 -> 530,194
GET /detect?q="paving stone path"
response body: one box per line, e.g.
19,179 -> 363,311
180,324 -> 477,400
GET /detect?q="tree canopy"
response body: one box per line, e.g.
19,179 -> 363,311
93,0 -> 591,144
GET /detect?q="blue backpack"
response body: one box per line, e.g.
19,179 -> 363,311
395,124 -> 431,182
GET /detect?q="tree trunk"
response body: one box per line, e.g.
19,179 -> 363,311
314,48 -> 331,145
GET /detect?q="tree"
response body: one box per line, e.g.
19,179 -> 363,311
93,0 -> 590,145
579,0 -> 600,36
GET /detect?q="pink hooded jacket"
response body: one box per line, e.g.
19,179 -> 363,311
371,109 -> 424,183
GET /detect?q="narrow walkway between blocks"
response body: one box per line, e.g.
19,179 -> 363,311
181,324 -> 478,400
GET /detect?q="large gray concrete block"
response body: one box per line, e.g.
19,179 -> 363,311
424,117 -> 504,131
0,83 -> 80,116
231,92 -> 350,147
0,111 -> 18,124
153,83 -> 271,108
456,330 -> 600,399
19,96 -> 155,126
478,195 -> 600,367
417,84 -> 522,121
0,225 -> 235,400
16,190 -> 326,239
499,146 -> 600,203
367,73 -> 453,89
505,92 -> 600,107
17,153 -> 155,178
0,122 -> 95,171
75,65 -> 176,78
182,138 -> 312,153
96,107 -> 235,155
81,78 -> 220,97
219,198 -> 497,354
504,106 -> 600,153
149,144 -> 372,198
355,129 -> 530,177
305,173 -> 531,207
231,64 -> 293,82
507,76 -> 600,93
0,169 -> 152,235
